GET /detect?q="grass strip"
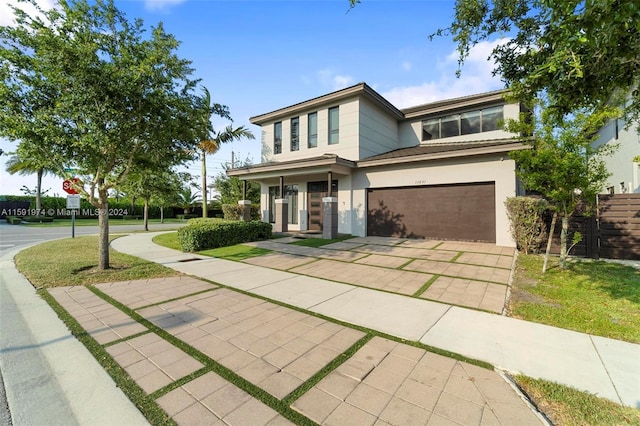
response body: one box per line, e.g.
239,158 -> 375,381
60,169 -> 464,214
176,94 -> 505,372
198,245 -> 272,261
103,330 -> 153,348
514,375 -> 640,425
39,289 -> 175,426
134,288 -> 219,311
395,258 -> 415,270
149,367 -> 211,400
412,275 -> 439,298
282,334 -> 374,405
449,251 -> 464,263
289,235 -> 354,248
86,286 -> 317,426
152,232 -> 183,251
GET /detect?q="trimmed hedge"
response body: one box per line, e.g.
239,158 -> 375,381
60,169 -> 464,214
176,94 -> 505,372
222,204 -> 261,221
505,196 -> 549,254
177,219 -> 272,252
7,216 -> 22,225
22,216 -> 55,223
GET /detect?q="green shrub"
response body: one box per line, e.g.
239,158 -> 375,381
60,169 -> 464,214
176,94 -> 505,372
222,204 -> 261,220
178,219 -> 272,252
505,196 -> 549,254
22,216 -> 54,223
7,216 -> 23,225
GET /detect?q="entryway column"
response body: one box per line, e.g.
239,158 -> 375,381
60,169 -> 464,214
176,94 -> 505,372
275,199 -> 288,232
238,200 -> 251,221
322,197 -> 338,239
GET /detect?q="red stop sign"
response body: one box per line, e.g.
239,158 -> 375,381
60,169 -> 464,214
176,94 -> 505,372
63,178 -> 80,194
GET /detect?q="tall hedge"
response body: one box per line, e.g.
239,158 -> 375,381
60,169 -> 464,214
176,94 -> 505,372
177,219 -> 272,252
221,204 -> 261,220
505,196 -> 549,254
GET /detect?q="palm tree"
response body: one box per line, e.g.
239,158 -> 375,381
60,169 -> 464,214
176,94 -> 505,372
5,154 -> 54,212
197,87 -> 255,218
177,186 -> 201,215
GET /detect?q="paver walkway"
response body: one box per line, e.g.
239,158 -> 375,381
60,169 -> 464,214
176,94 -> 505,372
245,236 -> 514,313
108,232 -> 640,410
49,277 -> 545,425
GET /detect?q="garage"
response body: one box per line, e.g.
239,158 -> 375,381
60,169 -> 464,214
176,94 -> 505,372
366,182 -> 496,242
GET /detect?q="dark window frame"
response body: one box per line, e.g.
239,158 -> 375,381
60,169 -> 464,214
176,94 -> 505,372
291,117 -> 299,151
328,106 -> 339,145
274,121 -> 282,154
308,112 -> 318,148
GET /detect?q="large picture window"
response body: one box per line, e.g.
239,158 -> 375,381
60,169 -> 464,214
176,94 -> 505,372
422,105 -> 504,141
274,121 -> 282,154
291,117 -> 299,151
308,112 -> 318,148
328,106 -> 339,145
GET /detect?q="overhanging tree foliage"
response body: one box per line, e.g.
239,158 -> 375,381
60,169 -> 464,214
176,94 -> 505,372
431,0 -> 640,122
0,0 -> 201,269
507,101 -> 619,270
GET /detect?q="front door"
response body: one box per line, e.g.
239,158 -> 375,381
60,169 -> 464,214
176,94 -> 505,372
307,180 -> 338,231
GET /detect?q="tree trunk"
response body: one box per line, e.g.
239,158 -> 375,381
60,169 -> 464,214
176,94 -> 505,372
559,215 -> 569,269
144,197 -> 149,232
36,168 -> 43,213
160,206 -> 164,224
201,149 -> 208,218
98,183 -> 109,270
542,211 -> 557,274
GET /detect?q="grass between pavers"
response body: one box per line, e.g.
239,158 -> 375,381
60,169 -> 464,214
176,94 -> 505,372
288,235 -> 355,248
15,236 -> 181,288
509,254 -> 640,343
87,285 -> 317,425
38,290 -> 175,426
514,375 -> 640,425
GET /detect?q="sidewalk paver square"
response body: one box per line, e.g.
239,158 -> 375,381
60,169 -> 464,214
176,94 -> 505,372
354,254 -> 410,268
224,398 -> 284,426
419,277 -> 507,313
244,253 -> 315,270
291,337 -> 544,425
107,333 -> 203,393
324,402 -> 377,426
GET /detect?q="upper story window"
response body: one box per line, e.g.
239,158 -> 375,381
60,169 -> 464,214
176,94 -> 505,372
274,121 -> 282,154
422,105 -> 504,141
308,112 -> 318,148
291,117 -> 299,151
328,106 -> 339,145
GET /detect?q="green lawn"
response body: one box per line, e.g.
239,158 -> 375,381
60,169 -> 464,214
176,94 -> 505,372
152,231 -> 271,261
15,236 -> 180,288
509,255 -> 640,343
514,375 -> 640,425
151,232 -> 182,251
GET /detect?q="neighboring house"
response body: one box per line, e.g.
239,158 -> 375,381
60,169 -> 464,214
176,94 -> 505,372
593,117 -> 640,194
229,83 -> 529,247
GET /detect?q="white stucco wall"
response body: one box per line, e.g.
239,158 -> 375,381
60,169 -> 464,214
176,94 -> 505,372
593,119 -> 640,193
348,155 -> 518,246
260,98 -> 361,163
358,97 -> 400,159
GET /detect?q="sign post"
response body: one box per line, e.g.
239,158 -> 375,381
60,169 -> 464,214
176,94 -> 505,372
66,194 -> 81,238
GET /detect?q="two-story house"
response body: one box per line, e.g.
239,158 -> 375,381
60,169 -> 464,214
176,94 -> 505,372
228,83 -> 528,246
592,117 -> 640,194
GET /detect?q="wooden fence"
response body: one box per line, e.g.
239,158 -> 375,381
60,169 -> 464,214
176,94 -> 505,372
547,194 -> 640,260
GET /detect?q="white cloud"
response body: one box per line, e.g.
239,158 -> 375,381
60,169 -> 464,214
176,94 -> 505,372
312,69 -> 355,92
382,38 -> 509,109
0,0 -> 57,26
144,0 -> 187,12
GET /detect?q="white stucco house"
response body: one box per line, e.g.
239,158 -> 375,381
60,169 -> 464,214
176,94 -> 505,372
229,83 -> 529,247
593,117 -> 640,194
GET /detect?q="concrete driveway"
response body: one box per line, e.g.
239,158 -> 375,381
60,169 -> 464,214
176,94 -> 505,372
245,236 -> 516,314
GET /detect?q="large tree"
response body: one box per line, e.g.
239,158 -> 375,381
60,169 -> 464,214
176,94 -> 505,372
429,0 -> 640,121
5,145 -> 56,212
0,0 -> 201,269
196,87 -> 255,218
507,102 -> 619,270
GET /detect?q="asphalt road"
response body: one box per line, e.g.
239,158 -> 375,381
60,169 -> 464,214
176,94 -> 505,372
0,221 -> 184,425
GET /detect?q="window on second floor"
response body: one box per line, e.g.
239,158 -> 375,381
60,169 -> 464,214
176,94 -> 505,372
422,105 -> 504,141
308,112 -> 318,148
291,117 -> 299,151
274,121 -> 282,154
328,106 -> 339,145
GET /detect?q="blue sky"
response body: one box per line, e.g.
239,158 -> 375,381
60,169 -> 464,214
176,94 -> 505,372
0,0 -> 506,196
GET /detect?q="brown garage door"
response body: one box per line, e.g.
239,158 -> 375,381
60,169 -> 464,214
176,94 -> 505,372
367,182 -> 496,242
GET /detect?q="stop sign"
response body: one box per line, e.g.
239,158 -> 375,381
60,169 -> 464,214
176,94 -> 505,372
63,178 -> 80,194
